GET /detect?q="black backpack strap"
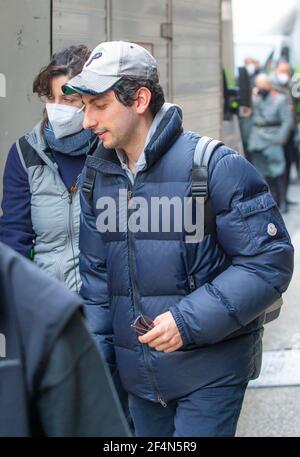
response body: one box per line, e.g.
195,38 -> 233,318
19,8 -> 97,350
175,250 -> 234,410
82,166 -> 97,201
192,136 -> 223,238
192,136 -> 223,199
82,149 -> 103,201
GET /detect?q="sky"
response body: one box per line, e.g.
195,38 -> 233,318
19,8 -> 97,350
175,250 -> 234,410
232,0 -> 298,36
232,0 -> 300,67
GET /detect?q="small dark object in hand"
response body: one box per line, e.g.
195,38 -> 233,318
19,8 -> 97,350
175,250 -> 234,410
131,314 -> 154,335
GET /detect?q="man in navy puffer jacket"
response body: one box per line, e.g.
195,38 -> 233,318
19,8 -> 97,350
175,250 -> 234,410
63,41 -> 294,437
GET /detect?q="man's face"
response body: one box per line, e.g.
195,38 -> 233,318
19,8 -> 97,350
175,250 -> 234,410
82,91 -> 138,150
276,62 -> 290,76
256,77 -> 272,92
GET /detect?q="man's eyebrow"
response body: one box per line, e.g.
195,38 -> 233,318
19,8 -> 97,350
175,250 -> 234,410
84,95 -> 109,105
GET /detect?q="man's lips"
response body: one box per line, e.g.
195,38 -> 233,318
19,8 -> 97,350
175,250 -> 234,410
97,130 -> 108,140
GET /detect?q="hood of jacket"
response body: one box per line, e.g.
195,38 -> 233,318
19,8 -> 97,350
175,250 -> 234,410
94,103 -> 183,176
25,121 -> 58,172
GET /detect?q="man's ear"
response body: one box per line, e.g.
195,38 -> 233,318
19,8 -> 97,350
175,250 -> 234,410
135,87 -> 152,114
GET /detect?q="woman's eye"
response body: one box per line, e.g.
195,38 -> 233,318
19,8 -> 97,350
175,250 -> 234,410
95,104 -> 106,110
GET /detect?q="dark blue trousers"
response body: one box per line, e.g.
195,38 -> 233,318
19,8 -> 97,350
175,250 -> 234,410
128,383 -> 248,437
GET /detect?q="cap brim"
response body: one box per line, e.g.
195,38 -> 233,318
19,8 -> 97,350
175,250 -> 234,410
62,70 -> 122,95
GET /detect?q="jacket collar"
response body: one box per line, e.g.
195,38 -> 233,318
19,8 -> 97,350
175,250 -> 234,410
93,104 -> 183,175
144,104 -> 183,168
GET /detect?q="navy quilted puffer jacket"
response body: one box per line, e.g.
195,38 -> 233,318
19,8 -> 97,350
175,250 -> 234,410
79,105 -> 294,404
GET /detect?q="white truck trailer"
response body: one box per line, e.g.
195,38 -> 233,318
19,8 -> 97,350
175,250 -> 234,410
0,0 -> 239,202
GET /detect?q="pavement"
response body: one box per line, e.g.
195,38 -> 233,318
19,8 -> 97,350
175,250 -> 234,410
236,172 -> 300,437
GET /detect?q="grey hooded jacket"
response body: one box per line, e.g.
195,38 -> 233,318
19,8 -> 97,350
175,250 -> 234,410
248,91 -> 293,177
16,122 -> 81,292
248,91 -> 293,151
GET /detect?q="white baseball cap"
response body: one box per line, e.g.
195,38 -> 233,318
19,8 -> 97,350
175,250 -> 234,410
63,41 -> 158,95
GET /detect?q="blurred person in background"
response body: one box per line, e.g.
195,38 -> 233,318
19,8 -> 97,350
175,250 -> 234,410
238,57 -> 261,160
245,56 -> 262,88
248,74 -> 293,213
0,45 -> 97,293
271,60 -> 300,201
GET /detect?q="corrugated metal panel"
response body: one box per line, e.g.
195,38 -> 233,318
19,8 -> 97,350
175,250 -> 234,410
52,0 -> 107,52
111,0 -> 169,98
0,0 -> 51,205
173,0 -> 222,138
51,0 -> 222,137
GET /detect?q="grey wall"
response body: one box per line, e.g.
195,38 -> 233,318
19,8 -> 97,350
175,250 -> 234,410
0,0 -> 51,206
52,0 -> 107,51
52,0 -> 223,137
172,0 -> 222,137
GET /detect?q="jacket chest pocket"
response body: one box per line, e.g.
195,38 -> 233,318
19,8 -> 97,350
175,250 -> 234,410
236,192 -> 289,253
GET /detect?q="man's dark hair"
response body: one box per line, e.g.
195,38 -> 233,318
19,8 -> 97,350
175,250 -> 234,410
33,45 -> 91,97
112,76 -> 165,117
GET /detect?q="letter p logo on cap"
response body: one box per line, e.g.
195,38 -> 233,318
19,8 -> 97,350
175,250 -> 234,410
85,52 -> 103,67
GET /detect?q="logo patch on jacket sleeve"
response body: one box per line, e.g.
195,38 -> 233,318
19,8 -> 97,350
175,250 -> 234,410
267,223 -> 278,237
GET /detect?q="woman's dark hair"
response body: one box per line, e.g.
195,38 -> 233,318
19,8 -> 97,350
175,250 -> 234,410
112,76 -> 165,117
33,44 -> 91,97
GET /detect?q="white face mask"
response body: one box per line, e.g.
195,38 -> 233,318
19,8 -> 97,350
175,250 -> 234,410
277,73 -> 290,86
246,64 -> 256,76
46,103 -> 84,139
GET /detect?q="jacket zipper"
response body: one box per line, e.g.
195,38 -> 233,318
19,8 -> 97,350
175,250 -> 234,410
181,242 -> 196,293
54,207 -> 69,284
127,183 -> 167,407
188,275 -> 196,292
53,186 -> 78,289
68,190 -> 80,294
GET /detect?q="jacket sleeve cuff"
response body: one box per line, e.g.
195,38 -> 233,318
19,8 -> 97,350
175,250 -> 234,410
169,306 -> 194,346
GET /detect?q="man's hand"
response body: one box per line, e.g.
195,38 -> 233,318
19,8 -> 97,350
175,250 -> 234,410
138,311 -> 183,353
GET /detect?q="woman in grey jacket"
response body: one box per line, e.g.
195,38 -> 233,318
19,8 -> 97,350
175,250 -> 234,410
0,45 -> 97,292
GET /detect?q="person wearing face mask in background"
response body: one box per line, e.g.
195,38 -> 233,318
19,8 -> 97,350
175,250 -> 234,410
0,45 -> 97,293
248,74 -> 293,213
244,56 -> 262,88
239,57 -> 262,160
271,60 -> 300,203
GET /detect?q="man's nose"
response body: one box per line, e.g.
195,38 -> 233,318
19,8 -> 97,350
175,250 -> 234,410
82,108 -> 97,130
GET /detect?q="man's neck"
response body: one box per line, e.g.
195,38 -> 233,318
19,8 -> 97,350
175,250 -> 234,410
123,112 -> 153,172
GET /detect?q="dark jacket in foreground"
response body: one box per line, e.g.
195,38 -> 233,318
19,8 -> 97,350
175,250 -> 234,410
0,242 -> 129,437
80,105 -> 294,404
